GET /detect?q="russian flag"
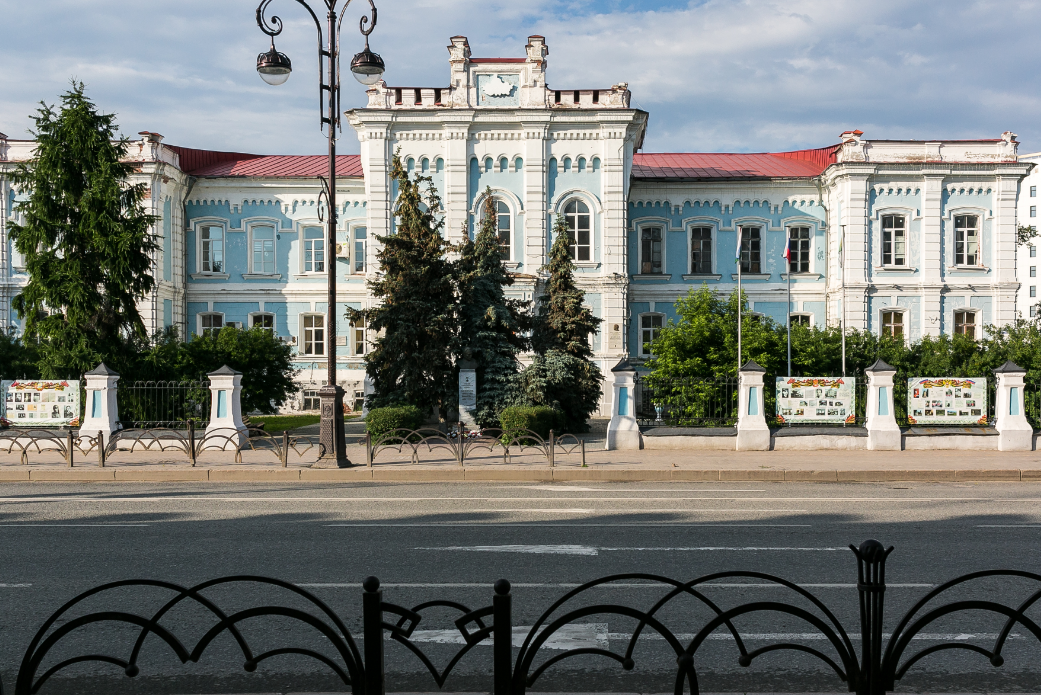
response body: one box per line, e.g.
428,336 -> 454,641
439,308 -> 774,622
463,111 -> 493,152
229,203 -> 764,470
783,239 -> 791,263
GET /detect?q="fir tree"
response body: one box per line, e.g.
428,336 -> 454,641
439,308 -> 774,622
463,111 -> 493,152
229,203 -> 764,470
532,214 -> 601,358
519,214 -> 604,432
9,83 -> 158,378
359,153 -> 456,416
455,190 -> 530,427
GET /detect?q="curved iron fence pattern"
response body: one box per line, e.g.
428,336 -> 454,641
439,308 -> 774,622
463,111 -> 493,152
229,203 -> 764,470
365,427 -> 586,466
115,380 -> 211,430
12,541 -> 1041,695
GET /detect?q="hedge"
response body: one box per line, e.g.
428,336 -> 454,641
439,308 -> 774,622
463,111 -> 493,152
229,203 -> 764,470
499,405 -> 566,442
365,405 -> 426,439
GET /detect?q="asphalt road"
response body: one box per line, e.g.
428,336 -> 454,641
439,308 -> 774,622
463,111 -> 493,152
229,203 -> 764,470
1,481 -> 1041,694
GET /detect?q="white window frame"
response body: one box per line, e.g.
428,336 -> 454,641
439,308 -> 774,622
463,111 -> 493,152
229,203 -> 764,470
789,313 -> 813,328
871,207 -> 917,272
688,224 -> 714,276
635,220 -> 667,277
198,312 -> 224,336
300,224 -> 327,274
953,309 -> 978,340
351,315 -> 368,356
786,225 -> 813,274
194,220 -> 228,277
880,214 -> 907,267
638,312 -> 664,357
245,220 -> 279,276
472,189 -> 523,264
954,214 -> 981,266
563,198 -> 592,262
880,309 -> 906,341
348,224 -> 367,275
301,388 -> 321,411
249,312 -> 275,334
300,313 -> 326,356
738,225 -> 762,274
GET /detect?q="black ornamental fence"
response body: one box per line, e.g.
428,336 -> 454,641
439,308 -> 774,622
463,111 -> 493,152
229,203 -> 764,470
9,540 -> 1041,695
115,379 -> 211,430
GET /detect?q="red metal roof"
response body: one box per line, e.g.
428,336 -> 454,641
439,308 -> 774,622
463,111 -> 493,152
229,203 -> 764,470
469,58 -> 527,63
166,146 -> 264,174
632,146 -> 839,180
184,153 -> 364,178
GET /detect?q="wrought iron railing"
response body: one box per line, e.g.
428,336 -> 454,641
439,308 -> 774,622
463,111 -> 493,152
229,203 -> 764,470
365,426 -> 586,466
10,540 -> 1041,695
634,375 -> 739,428
115,379 -> 210,429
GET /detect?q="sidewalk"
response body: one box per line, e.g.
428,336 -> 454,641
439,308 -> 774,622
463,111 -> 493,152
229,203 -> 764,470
1,444 -> 1040,482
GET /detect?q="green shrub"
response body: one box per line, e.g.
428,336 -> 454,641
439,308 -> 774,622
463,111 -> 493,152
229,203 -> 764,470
366,405 -> 425,440
500,405 -> 565,442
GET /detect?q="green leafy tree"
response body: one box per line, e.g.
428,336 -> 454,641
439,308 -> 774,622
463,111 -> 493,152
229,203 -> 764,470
8,83 -> 158,378
455,191 -> 530,427
532,215 -> 601,358
1018,224 -> 1038,246
358,153 -> 456,417
0,332 -> 42,379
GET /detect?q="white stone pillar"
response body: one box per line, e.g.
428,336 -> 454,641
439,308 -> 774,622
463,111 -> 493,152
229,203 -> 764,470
865,359 -> 901,450
362,374 -> 374,417
605,358 -> 640,450
994,361 -> 1033,451
736,361 -> 770,451
78,363 -> 120,442
204,365 -> 246,449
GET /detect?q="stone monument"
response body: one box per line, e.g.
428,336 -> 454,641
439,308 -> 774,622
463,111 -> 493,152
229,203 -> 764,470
458,348 -> 477,426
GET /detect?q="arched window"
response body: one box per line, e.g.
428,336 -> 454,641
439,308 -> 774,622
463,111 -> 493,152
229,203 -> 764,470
563,199 -> 591,261
482,198 -> 512,258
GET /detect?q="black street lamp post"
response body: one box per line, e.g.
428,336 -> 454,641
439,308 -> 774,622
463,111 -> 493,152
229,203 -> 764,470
255,0 -> 384,466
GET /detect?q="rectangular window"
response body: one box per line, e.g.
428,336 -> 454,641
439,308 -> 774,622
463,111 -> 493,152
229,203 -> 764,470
640,227 -> 663,274
1032,306 -> 1038,318
740,226 -> 761,274
1032,266 -> 1037,278
303,227 -> 325,273
954,310 -> 976,339
353,227 -> 367,274
251,313 -> 274,332
352,317 -> 367,355
1032,245 -> 1038,258
1032,185 -> 1037,197
690,226 -> 712,274
1032,206 -> 1037,218
200,313 -> 223,336
303,314 -> 325,355
200,226 -> 224,273
881,215 -> 906,266
252,226 -> 275,273
302,389 -> 321,411
881,311 -> 903,339
788,226 -> 811,273
640,314 -> 663,356
790,314 -> 811,327
954,214 -> 979,266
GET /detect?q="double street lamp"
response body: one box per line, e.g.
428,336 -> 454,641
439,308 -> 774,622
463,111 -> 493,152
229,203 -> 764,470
254,0 -> 385,466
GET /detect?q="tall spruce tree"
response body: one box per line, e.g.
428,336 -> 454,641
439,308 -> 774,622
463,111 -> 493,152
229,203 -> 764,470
455,191 -> 530,427
359,153 -> 456,416
532,215 -> 601,358
9,83 -> 158,378
517,214 -> 604,432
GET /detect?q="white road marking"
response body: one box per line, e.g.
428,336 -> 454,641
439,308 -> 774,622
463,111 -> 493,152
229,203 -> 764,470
977,525 -> 1041,528
411,623 -> 608,650
0,524 -> 150,527
0,583 -> 31,588
510,486 -> 768,492
1,496 -> 1038,502
325,523 -> 813,527
609,631 -> 1020,642
418,545 -> 848,555
467,509 -> 809,513
298,582 -> 934,589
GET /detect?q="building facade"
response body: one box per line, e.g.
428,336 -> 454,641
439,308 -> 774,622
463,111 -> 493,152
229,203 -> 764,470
1017,151 -> 1041,318
0,36 -> 1034,414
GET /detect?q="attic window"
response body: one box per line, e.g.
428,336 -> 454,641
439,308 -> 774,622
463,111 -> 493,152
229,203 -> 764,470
554,90 -> 561,104
573,90 -> 580,104
592,90 -> 600,104
414,89 -> 422,105
394,88 -> 403,105
434,88 -> 442,105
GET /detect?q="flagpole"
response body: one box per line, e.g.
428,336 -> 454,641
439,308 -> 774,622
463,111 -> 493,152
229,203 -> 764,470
737,228 -> 742,373
786,239 -> 792,378
840,224 -> 846,377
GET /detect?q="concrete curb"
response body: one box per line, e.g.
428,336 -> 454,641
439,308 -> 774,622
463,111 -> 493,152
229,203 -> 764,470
2,467 -> 1041,482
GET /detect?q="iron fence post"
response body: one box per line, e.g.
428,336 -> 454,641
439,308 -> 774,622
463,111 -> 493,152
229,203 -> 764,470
97,431 -> 105,468
362,576 -> 385,695
188,421 -> 196,467
853,539 -> 892,695
581,438 -> 586,466
66,431 -> 73,468
281,430 -> 289,467
366,431 -> 372,467
548,429 -> 555,467
493,579 -> 512,695
457,421 -> 464,466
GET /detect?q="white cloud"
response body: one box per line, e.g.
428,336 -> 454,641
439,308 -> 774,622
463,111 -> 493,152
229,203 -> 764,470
1,0 -> 1040,154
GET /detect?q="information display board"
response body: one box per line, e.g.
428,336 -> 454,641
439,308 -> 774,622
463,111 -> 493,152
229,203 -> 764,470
0,380 -> 80,427
907,378 -> 987,425
775,377 -> 856,424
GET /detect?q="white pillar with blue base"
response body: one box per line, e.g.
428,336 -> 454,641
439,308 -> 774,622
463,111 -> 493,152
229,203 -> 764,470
204,365 -> 247,450
994,361 -> 1033,451
736,360 -> 770,451
606,358 -> 640,450
78,363 -> 120,442
865,358 -> 901,450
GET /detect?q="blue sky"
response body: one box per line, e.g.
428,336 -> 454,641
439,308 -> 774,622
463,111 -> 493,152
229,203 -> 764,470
2,0 -> 1040,156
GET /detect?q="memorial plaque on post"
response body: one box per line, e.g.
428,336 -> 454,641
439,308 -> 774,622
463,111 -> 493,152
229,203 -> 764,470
1,380 -> 81,428
907,377 -> 987,425
458,349 -> 477,426
775,376 -> 856,424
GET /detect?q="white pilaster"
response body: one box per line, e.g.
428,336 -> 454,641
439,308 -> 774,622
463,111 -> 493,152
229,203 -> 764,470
605,358 -> 640,450
78,363 -> 120,442
864,359 -> 901,450
994,361 -> 1033,451
204,365 -> 246,449
736,361 -> 770,451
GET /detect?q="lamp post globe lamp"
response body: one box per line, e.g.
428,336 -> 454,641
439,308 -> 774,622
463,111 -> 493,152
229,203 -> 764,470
254,0 -> 383,467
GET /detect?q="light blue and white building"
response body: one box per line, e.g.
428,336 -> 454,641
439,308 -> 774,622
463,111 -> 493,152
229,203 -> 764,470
0,36 -> 1034,413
